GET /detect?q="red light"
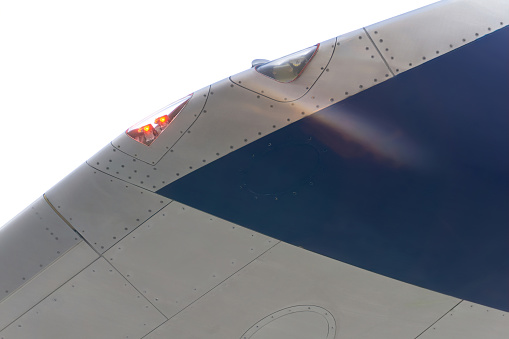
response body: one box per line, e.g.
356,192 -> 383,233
155,115 -> 169,125
138,124 -> 153,133
126,93 -> 193,146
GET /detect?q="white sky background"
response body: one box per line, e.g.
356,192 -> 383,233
0,0 -> 439,227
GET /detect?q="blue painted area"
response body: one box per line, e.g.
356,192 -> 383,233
158,27 -> 509,310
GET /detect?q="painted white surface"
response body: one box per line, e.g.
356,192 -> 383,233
0,0 -> 439,227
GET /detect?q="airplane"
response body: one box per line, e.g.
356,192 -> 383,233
0,0 -> 508,337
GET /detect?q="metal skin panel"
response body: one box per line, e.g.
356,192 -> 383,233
45,163 -> 171,253
143,78 -> 306,187
0,242 -> 98,331
365,0 -> 509,74
1,1 -> 508,338
110,86 -> 210,165
104,201 -> 277,319
157,23 -> 509,311
0,196 -> 80,304
86,31 -> 393,192
230,38 -> 336,102
304,29 -> 393,107
0,258 -> 166,339
145,243 -> 460,339
87,143 -> 169,192
418,301 -> 509,339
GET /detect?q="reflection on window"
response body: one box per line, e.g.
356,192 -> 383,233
126,94 -> 193,146
255,44 -> 319,83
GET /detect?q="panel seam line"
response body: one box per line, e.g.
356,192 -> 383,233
0,257 -> 101,332
140,240 -> 281,338
44,194 -> 101,256
363,27 -> 396,77
414,299 -> 463,338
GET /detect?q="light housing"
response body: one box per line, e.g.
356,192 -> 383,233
255,44 -> 319,83
126,94 -> 193,146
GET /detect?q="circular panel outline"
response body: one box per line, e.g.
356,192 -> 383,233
241,305 -> 336,339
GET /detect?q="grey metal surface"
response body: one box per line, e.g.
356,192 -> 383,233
149,78 -> 303,185
242,305 -> 336,339
418,301 -> 509,339
45,163 -> 171,253
110,86 -> 210,165
2,2 -> 507,338
105,201 -> 277,318
87,143 -> 167,191
0,258 -> 166,339
0,241 -> 98,331
145,242 -> 459,338
0,196 -> 80,304
365,0 -> 509,74
86,29 -> 396,191
230,38 -> 336,102
305,28 -> 393,106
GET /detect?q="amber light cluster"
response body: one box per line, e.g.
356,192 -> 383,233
126,94 -> 193,146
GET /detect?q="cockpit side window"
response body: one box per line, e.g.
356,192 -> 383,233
126,94 -> 193,146
255,44 -> 319,83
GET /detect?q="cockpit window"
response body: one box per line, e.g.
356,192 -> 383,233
255,44 -> 319,83
126,94 -> 193,146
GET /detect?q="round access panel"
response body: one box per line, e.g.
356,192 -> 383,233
241,305 -> 336,339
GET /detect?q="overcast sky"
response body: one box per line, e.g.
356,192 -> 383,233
0,0 -> 439,227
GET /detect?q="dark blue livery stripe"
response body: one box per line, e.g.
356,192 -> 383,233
158,26 -> 509,311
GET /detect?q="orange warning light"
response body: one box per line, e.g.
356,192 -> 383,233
138,124 -> 153,133
126,93 -> 193,146
158,116 -> 167,123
